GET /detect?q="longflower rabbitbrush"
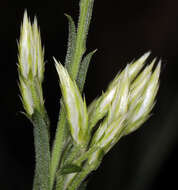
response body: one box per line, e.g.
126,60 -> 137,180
17,0 -> 161,190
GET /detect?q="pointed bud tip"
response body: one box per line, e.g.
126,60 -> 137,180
22,10 -> 30,26
145,58 -> 156,72
54,57 -> 63,70
157,59 -> 162,69
123,64 -> 129,78
153,60 -> 161,77
33,16 -> 38,27
129,52 -> 151,81
138,51 -> 151,63
53,57 -> 58,65
23,10 -> 28,19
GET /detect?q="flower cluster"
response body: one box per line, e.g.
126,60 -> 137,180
17,5 -> 161,190
55,52 -> 161,157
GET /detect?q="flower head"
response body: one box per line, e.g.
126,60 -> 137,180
18,11 -> 45,116
89,55 -> 161,156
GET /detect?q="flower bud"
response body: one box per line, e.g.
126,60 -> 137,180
55,60 -> 89,146
19,78 -> 34,115
108,52 -> 150,90
90,67 -> 129,153
90,57 -> 161,157
18,11 -> 44,81
129,59 -> 155,104
18,11 -> 45,116
88,85 -> 117,129
88,52 -> 150,129
125,61 -> 161,135
108,65 -> 129,122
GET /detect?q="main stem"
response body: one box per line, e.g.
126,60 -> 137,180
50,104 -> 68,190
70,0 -> 94,80
50,1 -> 94,189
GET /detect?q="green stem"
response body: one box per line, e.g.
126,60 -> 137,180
70,0 -> 94,80
50,103 -> 69,190
66,160 -> 100,190
51,1 -> 94,189
32,110 -> 50,190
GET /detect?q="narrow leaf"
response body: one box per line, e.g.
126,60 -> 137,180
77,49 -> 97,92
64,14 -> 76,77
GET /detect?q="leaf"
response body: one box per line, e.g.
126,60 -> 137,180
76,50 -> 97,93
60,164 -> 82,175
64,14 -> 76,77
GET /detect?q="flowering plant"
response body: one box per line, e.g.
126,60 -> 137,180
17,0 -> 161,190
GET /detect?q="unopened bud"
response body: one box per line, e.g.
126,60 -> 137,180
90,56 -> 161,158
18,11 -> 45,116
55,60 -> 89,146
108,52 -> 150,90
88,53 -> 151,129
125,61 -> 161,135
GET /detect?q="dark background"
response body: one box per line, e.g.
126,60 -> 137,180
1,0 -> 178,190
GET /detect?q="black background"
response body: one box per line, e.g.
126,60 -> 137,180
1,1 -> 178,190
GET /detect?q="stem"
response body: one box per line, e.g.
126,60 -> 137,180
50,103 -> 69,190
66,160 -> 100,190
70,0 -> 94,80
51,1 -> 94,189
32,110 -> 50,190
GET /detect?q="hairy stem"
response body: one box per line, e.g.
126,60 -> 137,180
32,110 -> 50,190
66,160 -> 100,190
50,103 -> 69,190
50,1 -> 95,190
70,0 -> 94,80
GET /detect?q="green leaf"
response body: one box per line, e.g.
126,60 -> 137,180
60,164 -> 82,175
77,49 -> 97,92
64,14 -> 76,78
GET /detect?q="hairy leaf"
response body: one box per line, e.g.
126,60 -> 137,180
64,14 -> 76,78
77,50 -> 97,93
